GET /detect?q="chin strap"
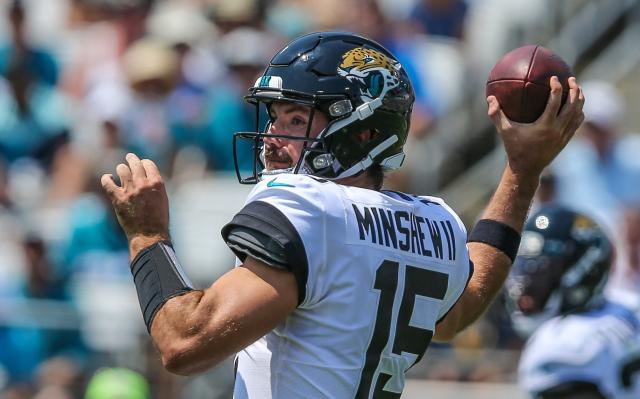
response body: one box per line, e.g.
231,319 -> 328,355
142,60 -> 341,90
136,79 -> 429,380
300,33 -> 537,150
336,135 -> 398,179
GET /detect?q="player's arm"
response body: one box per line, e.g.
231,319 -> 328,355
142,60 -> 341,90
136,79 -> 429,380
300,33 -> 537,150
433,167 -> 536,341
434,76 -> 585,341
148,254 -> 297,375
132,234 -> 298,375
101,154 -> 298,375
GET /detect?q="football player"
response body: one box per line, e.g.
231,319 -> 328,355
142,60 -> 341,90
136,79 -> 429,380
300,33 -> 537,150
101,32 -> 585,398
506,205 -> 640,399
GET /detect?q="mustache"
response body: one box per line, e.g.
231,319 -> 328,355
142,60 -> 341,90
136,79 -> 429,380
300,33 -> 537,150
263,144 -> 293,165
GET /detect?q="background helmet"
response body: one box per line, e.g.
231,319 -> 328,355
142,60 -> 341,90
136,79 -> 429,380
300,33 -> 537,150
505,205 -> 613,337
233,31 -> 415,183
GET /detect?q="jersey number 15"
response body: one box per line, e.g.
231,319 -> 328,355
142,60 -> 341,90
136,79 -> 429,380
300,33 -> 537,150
356,259 -> 449,398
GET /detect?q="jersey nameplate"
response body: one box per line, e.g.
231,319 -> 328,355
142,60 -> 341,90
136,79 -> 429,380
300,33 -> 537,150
351,203 -> 457,261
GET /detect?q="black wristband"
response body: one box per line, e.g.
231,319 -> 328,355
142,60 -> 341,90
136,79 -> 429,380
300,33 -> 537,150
130,240 -> 194,332
467,219 -> 521,262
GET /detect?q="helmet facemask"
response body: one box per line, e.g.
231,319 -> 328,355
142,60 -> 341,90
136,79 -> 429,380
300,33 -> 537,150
233,93 -> 342,184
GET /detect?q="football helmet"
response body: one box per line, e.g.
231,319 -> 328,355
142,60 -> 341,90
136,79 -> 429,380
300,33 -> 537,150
505,205 -> 613,337
232,31 -> 415,183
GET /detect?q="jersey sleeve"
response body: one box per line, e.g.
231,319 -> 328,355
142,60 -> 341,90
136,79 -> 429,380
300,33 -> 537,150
221,175 -> 326,306
424,196 -> 473,323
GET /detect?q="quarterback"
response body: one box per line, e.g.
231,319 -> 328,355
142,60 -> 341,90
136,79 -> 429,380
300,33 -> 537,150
102,32 -> 585,398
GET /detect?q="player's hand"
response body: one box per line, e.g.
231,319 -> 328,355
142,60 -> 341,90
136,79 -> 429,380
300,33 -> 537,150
101,153 -> 170,242
487,76 -> 584,178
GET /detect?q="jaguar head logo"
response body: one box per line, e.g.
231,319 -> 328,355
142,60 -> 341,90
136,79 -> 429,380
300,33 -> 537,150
337,47 -> 401,101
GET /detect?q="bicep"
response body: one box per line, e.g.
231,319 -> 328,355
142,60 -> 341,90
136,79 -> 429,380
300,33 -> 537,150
217,256 -> 299,332
151,256 -> 298,374
209,256 -> 298,326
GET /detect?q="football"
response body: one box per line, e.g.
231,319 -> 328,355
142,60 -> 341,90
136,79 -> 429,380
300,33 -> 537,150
486,45 -> 571,123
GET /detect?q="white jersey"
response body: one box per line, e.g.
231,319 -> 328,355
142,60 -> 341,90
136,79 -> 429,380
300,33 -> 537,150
222,174 -> 472,398
519,301 -> 640,398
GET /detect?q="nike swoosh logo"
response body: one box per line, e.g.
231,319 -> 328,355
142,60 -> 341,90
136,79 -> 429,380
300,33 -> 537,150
267,178 -> 295,188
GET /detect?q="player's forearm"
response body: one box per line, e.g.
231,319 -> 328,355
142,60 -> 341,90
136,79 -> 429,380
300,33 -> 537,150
479,165 -> 539,232
459,166 -> 538,331
456,242 -> 512,332
126,237 -> 233,375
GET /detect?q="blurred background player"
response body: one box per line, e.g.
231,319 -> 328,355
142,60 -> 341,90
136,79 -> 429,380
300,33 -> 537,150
506,205 -> 640,399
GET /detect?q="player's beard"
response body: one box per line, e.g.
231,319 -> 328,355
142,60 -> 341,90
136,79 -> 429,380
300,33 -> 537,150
263,144 -> 293,170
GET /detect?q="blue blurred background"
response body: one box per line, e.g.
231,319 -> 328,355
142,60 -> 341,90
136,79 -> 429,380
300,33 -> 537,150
0,0 -> 639,397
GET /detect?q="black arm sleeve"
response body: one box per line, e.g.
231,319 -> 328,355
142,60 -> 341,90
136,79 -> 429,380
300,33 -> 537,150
221,200 -> 308,305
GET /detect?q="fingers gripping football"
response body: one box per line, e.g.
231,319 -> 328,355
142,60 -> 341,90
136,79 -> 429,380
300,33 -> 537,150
101,153 -> 170,240
488,76 -> 585,177
559,77 -> 585,140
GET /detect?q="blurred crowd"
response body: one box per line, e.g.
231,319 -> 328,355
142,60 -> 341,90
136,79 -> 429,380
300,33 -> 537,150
0,0 -> 638,398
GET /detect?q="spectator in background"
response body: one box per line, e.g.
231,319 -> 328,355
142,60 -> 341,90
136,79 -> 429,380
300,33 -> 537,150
0,57 -> 70,169
550,82 -> 640,317
607,206 -> 640,299
527,169 -> 558,214
551,81 -> 640,228
59,174 -> 141,375
0,0 -> 68,175
264,0 -> 314,39
0,0 -> 58,87
200,27 -> 280,172
0,235 -> 86,398
118,38 -> 180,174
0,0 -> 75,202
61,175 -> 128,279
32,356 -> 83,399
409,0 -> 469,39
146,1 -> 225,174
206,0 -> 265,34
60,0 -> 156,125
534,171 -> 557,207
0,51 -> 88,206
